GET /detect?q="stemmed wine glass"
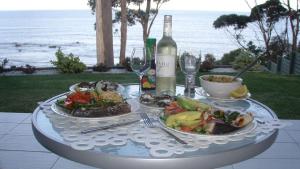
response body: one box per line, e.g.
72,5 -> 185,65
179,50 -> 202,97
130,47 -> 150,97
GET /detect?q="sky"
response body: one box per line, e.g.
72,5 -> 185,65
0,0 -> 296,12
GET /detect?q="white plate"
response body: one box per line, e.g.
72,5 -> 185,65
158,112 -> 257,139
196,88 -> 251,102
51,96 -> 139,120
69,82 -> 125,94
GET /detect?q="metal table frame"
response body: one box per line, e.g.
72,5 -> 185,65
32,85 -> 278,169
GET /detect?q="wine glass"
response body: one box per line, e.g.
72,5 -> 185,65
179,50 -> 202,97
130,47 -> 150,97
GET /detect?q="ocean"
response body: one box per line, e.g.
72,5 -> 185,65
0,10 -> 251,67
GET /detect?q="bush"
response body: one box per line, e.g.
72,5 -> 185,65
21,64 -> 36,74
93,63 -> 110,72
232,51 -> 260,70
220,49 -> 243,65
123,57 -> 132,72
200,53 -> 216,72
0,58 -> 8,73
51,49 -> 86,73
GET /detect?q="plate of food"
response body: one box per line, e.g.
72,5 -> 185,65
158,96 -> 256,137
69,81 -> 125,93
198,75 -> 251,101
52,89 -> 136,119
139,93 -> 175,109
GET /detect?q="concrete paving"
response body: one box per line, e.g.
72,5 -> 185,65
0,112 -> 299,169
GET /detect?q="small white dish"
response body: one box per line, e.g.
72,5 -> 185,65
196,88 -> 251,102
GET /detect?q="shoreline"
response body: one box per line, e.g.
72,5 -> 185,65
0,66 -> 131,76
0,66 -> 237,77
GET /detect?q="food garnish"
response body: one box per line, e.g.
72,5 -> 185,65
161,96 -> 253,135
230,85 -> 248,98
76,81 -> 119,92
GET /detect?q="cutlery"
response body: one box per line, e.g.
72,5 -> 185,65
139,112 -> 187,144
81,119 -> 140,134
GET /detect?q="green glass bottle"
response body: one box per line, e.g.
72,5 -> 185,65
141,38 -> 156,91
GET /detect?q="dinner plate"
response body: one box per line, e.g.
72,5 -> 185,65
51,95 -> 139,120
196,88 -> 251,102
69,82 -> 125,94
157,112 -> 257,139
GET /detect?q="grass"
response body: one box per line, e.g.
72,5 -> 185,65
0,71 -> 299,119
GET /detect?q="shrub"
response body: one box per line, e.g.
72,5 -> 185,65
0,58 -> 8,73
51,49 -> 86,73
21,64 -> 36,74
232,51 -> 260,70
220,49 -> 243,65
123,57 -> 132,72
200,53 -> 216,72
93,63 -> 110,72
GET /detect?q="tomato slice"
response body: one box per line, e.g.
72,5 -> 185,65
180,126 -> 194,132
65,91 -> 92,108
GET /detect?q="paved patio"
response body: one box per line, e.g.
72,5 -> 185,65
0,112 -> 300,169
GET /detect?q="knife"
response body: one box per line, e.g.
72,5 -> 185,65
81,119 -> 140,134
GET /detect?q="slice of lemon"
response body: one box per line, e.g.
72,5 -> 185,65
230,85 -> 248,98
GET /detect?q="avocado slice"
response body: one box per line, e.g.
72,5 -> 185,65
165,111 -> 201,128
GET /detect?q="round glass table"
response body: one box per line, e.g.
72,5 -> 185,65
32,84 -> 278,169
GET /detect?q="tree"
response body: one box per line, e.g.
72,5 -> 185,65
281,0 -> 300,73
213,0 -> 287,61
120,0 -> 128,65
88,0 -> 114,67
248,0 -> 287,59
113,0 -> 170,44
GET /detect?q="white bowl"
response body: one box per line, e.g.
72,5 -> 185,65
200,75 -> 242,99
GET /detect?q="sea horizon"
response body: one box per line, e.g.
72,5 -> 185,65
0,10 -> 251,68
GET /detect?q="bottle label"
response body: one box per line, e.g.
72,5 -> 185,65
156,55 -> 175,77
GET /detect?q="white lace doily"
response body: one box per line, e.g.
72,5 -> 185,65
39,100 -> 290,158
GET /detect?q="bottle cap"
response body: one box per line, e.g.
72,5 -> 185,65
164,15 -> 172,23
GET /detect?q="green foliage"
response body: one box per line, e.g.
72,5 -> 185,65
200,53 -> 216,72
232,51 -> 260,70
250,0 -> 286,23
51,49 -> 86,74
0,58 -> 8,73
220,49 -> 243,65
213,14 -> 250,30
124,57 -> 132,71
269,36 -> 290,61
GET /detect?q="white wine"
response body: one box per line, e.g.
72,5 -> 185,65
156,15 -> 177,96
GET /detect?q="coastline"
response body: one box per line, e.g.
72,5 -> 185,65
0,66 -> 130,76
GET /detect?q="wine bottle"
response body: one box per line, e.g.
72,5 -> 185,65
141,38 -> 156,91
156,15 -> 177,96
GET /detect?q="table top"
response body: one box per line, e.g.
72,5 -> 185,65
32,84 -> 279,169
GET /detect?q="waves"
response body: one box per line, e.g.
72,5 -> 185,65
0,10 -> 248,67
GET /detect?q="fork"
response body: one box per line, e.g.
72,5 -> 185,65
139,112 -> 187,144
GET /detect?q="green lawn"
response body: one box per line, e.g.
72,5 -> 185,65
0,72 -> 299,119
